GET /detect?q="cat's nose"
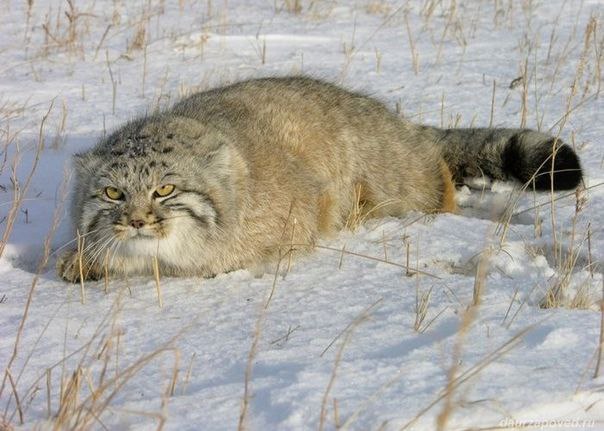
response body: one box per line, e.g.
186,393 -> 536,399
129,219 -> 146,229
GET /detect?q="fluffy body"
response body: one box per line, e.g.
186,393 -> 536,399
58,77 -> 582,282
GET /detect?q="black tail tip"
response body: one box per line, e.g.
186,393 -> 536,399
504,134 -> 583,191
531,140 -> 583,190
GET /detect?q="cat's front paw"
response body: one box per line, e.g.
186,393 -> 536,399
57,249 -> 101,283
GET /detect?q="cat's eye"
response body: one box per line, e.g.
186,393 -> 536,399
104,186 -> 124,200
154,184 -> 175,198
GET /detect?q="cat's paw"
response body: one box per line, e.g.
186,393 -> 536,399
57,249 -> 101,283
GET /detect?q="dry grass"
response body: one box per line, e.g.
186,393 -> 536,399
47,312 -> 183,430
344,185 -> 399,232
1,163 -> 69,426
1,1 -> 602,429
39,0 -> 95,59
318,299 -> 383,431
433,237 -> 493,430
404,12 -> 420,75
401,322 -> 538,430
3,284 -> 190,429
238,205 -> 301,431
537,186 -> 597,310
128,23 -> 147,53
595,279 -> 604,378
414,284 -> 447,333
0,101 -> 54,261
279,0 -> 303,15
365,1 -> 392,16
494,25 -> 601,308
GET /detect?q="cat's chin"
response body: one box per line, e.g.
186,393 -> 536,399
116,235 -> 165,257
132,231 -> 161,239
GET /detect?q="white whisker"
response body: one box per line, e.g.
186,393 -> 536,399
52,227 -> 106,256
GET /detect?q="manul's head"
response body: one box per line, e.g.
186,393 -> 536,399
70,116 -> 240,265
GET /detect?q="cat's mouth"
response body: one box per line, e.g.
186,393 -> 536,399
131,230 -> 157,239
114,224 -> 165,240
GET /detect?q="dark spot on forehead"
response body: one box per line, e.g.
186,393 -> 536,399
107,160 -> 128,172
107,124 -> 178,158
110,135 -> 152,157
151,145 -> 173,154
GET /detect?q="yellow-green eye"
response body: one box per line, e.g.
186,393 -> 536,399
104,186 -> 124,200
154,184 -> 175,198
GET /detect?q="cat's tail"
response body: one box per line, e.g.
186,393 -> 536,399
429,127 -> 583,190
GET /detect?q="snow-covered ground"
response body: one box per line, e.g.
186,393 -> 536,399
1,1 -> 603,429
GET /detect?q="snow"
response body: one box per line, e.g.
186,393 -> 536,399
1,0 -> 604,430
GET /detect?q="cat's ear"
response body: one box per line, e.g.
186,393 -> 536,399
203,141 -> 231,167
72,152 -> 98,175
200,141 -> 248,176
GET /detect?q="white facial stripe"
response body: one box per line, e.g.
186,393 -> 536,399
163,192 -> 217,226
